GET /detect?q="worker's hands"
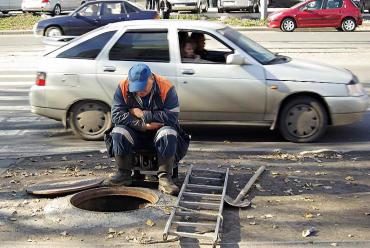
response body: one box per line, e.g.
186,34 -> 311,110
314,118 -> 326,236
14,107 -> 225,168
145,122 -> 164,130
129,108 -> 144,119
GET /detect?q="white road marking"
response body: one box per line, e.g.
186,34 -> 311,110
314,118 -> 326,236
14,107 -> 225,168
0,128 -> 67,136
0,96 -> 29,101
0,106 -> 30,111
0,89 -> 29,92
5,116 -> 44,122
0,75 -> 35,78
0,81 -> 33,86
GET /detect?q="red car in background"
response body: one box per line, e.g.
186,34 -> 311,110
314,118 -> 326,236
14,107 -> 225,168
268,0 -> 363,32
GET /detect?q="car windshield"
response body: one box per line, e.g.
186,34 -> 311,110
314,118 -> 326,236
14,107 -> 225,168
217,27 -> 277,65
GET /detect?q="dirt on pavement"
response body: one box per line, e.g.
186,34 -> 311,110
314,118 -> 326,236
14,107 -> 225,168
0,150 -> 369,247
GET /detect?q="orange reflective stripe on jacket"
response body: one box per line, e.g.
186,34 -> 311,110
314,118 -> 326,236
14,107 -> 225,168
119,74 -> 173,103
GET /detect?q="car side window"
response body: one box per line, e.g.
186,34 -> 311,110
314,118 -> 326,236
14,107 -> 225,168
305,0 -> 323,10
124,2 -> 139,13
109,31 -> 170,62
102,2 -> 124,16
57,31 -> 116,60
179,31 -> 233,64
326,0 -> 343,8
78,3 -> 100,17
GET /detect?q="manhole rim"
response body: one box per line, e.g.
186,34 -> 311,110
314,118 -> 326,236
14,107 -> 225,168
70,186 -> 159,213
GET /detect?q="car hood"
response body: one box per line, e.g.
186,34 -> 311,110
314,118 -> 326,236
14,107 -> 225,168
38,16 -> 70,25
264,58 -> 352,84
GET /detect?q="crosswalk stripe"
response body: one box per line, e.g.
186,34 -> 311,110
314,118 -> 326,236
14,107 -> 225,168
0,96 -> 29,101
0,106 -> 30,111
0,75 -> 35,78
0,89 -> 29,92
0,128 -> 68,136
0,81 -> 34,86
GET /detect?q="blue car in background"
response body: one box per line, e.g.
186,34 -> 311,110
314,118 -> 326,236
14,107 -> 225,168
34,0 -> 159,37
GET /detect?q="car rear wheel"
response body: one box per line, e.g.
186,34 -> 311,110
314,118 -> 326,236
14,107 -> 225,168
280,18 -> 296,32
69,101 -> 112,141
45,26 -> 63,37
341,18 -> 356,32
2,11 -> 9,14
278,97 -> 328,143
52,4 -> 61,16
218,8 -> 224,13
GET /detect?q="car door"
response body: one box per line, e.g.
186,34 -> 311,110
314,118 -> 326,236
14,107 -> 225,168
296,0 -> 326,27
10,0 -> 22,9
68,2 -> 102,36
319,0 -> 343,27
95,27 -> 178,103
176,29 -> 266,122
100,1 -> 126,26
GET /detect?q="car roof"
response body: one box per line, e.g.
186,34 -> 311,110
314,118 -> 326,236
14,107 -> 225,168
107,20 -> 227,30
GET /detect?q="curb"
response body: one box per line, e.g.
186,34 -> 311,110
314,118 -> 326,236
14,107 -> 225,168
1,23 -> 370,35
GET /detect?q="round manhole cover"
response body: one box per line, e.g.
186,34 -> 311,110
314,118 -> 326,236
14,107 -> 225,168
26,178 -> 104,196
70,187 -> 159,212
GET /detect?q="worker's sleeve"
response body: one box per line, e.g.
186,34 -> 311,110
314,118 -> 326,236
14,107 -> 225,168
111,86 -> 146,131
143,87 -> 179,126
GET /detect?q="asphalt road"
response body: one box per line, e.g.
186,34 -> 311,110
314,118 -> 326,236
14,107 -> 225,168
0,31 -> 370,160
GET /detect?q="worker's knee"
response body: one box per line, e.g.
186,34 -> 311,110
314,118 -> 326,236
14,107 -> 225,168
111,126 -> 134,156
154,126 -> 177,158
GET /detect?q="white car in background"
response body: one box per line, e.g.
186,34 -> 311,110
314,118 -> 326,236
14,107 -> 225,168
0,0 -> 22,14
30,20 -> 368,142
22,0 -> 87,15
170,0 -> 208,13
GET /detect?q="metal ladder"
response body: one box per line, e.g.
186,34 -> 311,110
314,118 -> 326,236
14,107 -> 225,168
163,165 -> 229,247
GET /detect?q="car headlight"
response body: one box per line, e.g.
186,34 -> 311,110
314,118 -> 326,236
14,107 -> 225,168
347,75 -> 365,96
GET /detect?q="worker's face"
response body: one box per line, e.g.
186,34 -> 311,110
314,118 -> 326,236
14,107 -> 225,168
136,76 -> 153,97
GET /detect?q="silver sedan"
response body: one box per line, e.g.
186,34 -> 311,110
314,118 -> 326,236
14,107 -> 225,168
30,20 -> 369,142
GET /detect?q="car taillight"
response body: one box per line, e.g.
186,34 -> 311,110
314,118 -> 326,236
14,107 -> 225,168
36,72 -> 46,86
42,0 -> 49,3
154,13 -> 160,19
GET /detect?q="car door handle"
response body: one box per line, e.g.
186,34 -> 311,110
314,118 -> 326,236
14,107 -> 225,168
103,66 -> 116,72
181,69 -> 195,75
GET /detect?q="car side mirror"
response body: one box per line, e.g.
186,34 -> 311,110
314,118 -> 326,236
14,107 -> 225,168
74,12 -> 81,18
226,54 -> 248,65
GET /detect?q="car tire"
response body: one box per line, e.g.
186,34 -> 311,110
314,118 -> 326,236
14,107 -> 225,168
280,17 -> 296,32
52,4 -> 61,16
2,11 -> 9,14
69,101 -> 112,141
45,26 -> 63,37
218,8 -> 224,13
336,27 -> 343,31
278,96 -> 328,143
253,3 -> 259,13
341,17 -> 356,32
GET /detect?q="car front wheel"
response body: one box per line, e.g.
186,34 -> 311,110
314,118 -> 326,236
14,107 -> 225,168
280,18 -> 296,32
341,18 -> 356,32
69,101 -> 112,141
278,96 -> 328,143
45,26 -> 63,37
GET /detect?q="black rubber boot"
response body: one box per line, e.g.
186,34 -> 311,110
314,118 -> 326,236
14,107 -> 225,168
103,155 -> 133,186
158,156 -> 179,195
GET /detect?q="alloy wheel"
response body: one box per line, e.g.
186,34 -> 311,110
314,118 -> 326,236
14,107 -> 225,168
282,19 -> 295,32
342,18 -> 355,32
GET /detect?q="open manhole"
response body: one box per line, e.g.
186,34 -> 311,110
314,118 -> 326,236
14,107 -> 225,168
70,187 -> 159,212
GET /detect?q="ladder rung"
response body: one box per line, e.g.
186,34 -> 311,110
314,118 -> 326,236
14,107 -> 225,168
169,231 -> 214,240
173,221 -> 215,228
192,169 -> 225,174
187,184 -> 223,190
191,176 -> 223,181
180,201 -> 220,210
183,192 -> 222,198
176,210 -> 218,218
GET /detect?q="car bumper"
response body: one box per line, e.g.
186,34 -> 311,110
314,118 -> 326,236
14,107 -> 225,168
33,24 -> 44,36
172,3 -> 198,11
31,106 -> 66,123
325,94 -> 369,126
22,3 -> 53,12
268,19 -> 280,28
